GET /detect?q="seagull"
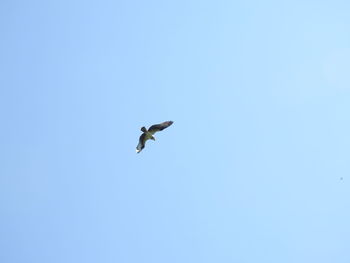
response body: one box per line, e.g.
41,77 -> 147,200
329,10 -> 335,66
136,121 -> 173,153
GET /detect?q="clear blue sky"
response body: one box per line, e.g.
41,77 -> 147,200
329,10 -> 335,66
1,0 -> 350,262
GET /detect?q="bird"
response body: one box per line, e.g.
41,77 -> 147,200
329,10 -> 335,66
136,121 -> 173,153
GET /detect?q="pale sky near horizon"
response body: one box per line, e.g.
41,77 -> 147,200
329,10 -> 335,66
1,0 -> 350,262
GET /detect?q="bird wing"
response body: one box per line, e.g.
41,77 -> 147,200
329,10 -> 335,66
148,121 -> 173,135
136,133 -> 147,153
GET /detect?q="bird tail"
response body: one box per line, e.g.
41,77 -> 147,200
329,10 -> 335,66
141,126 -> 147,132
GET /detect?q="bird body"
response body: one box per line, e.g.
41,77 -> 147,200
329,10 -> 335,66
136,121 -> 173,153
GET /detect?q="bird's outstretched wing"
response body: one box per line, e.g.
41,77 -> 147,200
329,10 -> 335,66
148,121 -> 173,135
136,133 -> 146,153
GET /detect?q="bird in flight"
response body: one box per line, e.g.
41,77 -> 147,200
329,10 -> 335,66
136,121 -> 173,153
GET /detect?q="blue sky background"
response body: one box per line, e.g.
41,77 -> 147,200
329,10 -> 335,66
1,0 -> 350,262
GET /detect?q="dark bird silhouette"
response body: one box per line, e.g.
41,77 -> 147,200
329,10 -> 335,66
136,121 -> 173,153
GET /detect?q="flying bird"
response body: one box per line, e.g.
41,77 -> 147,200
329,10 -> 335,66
136,121 -> 173,153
